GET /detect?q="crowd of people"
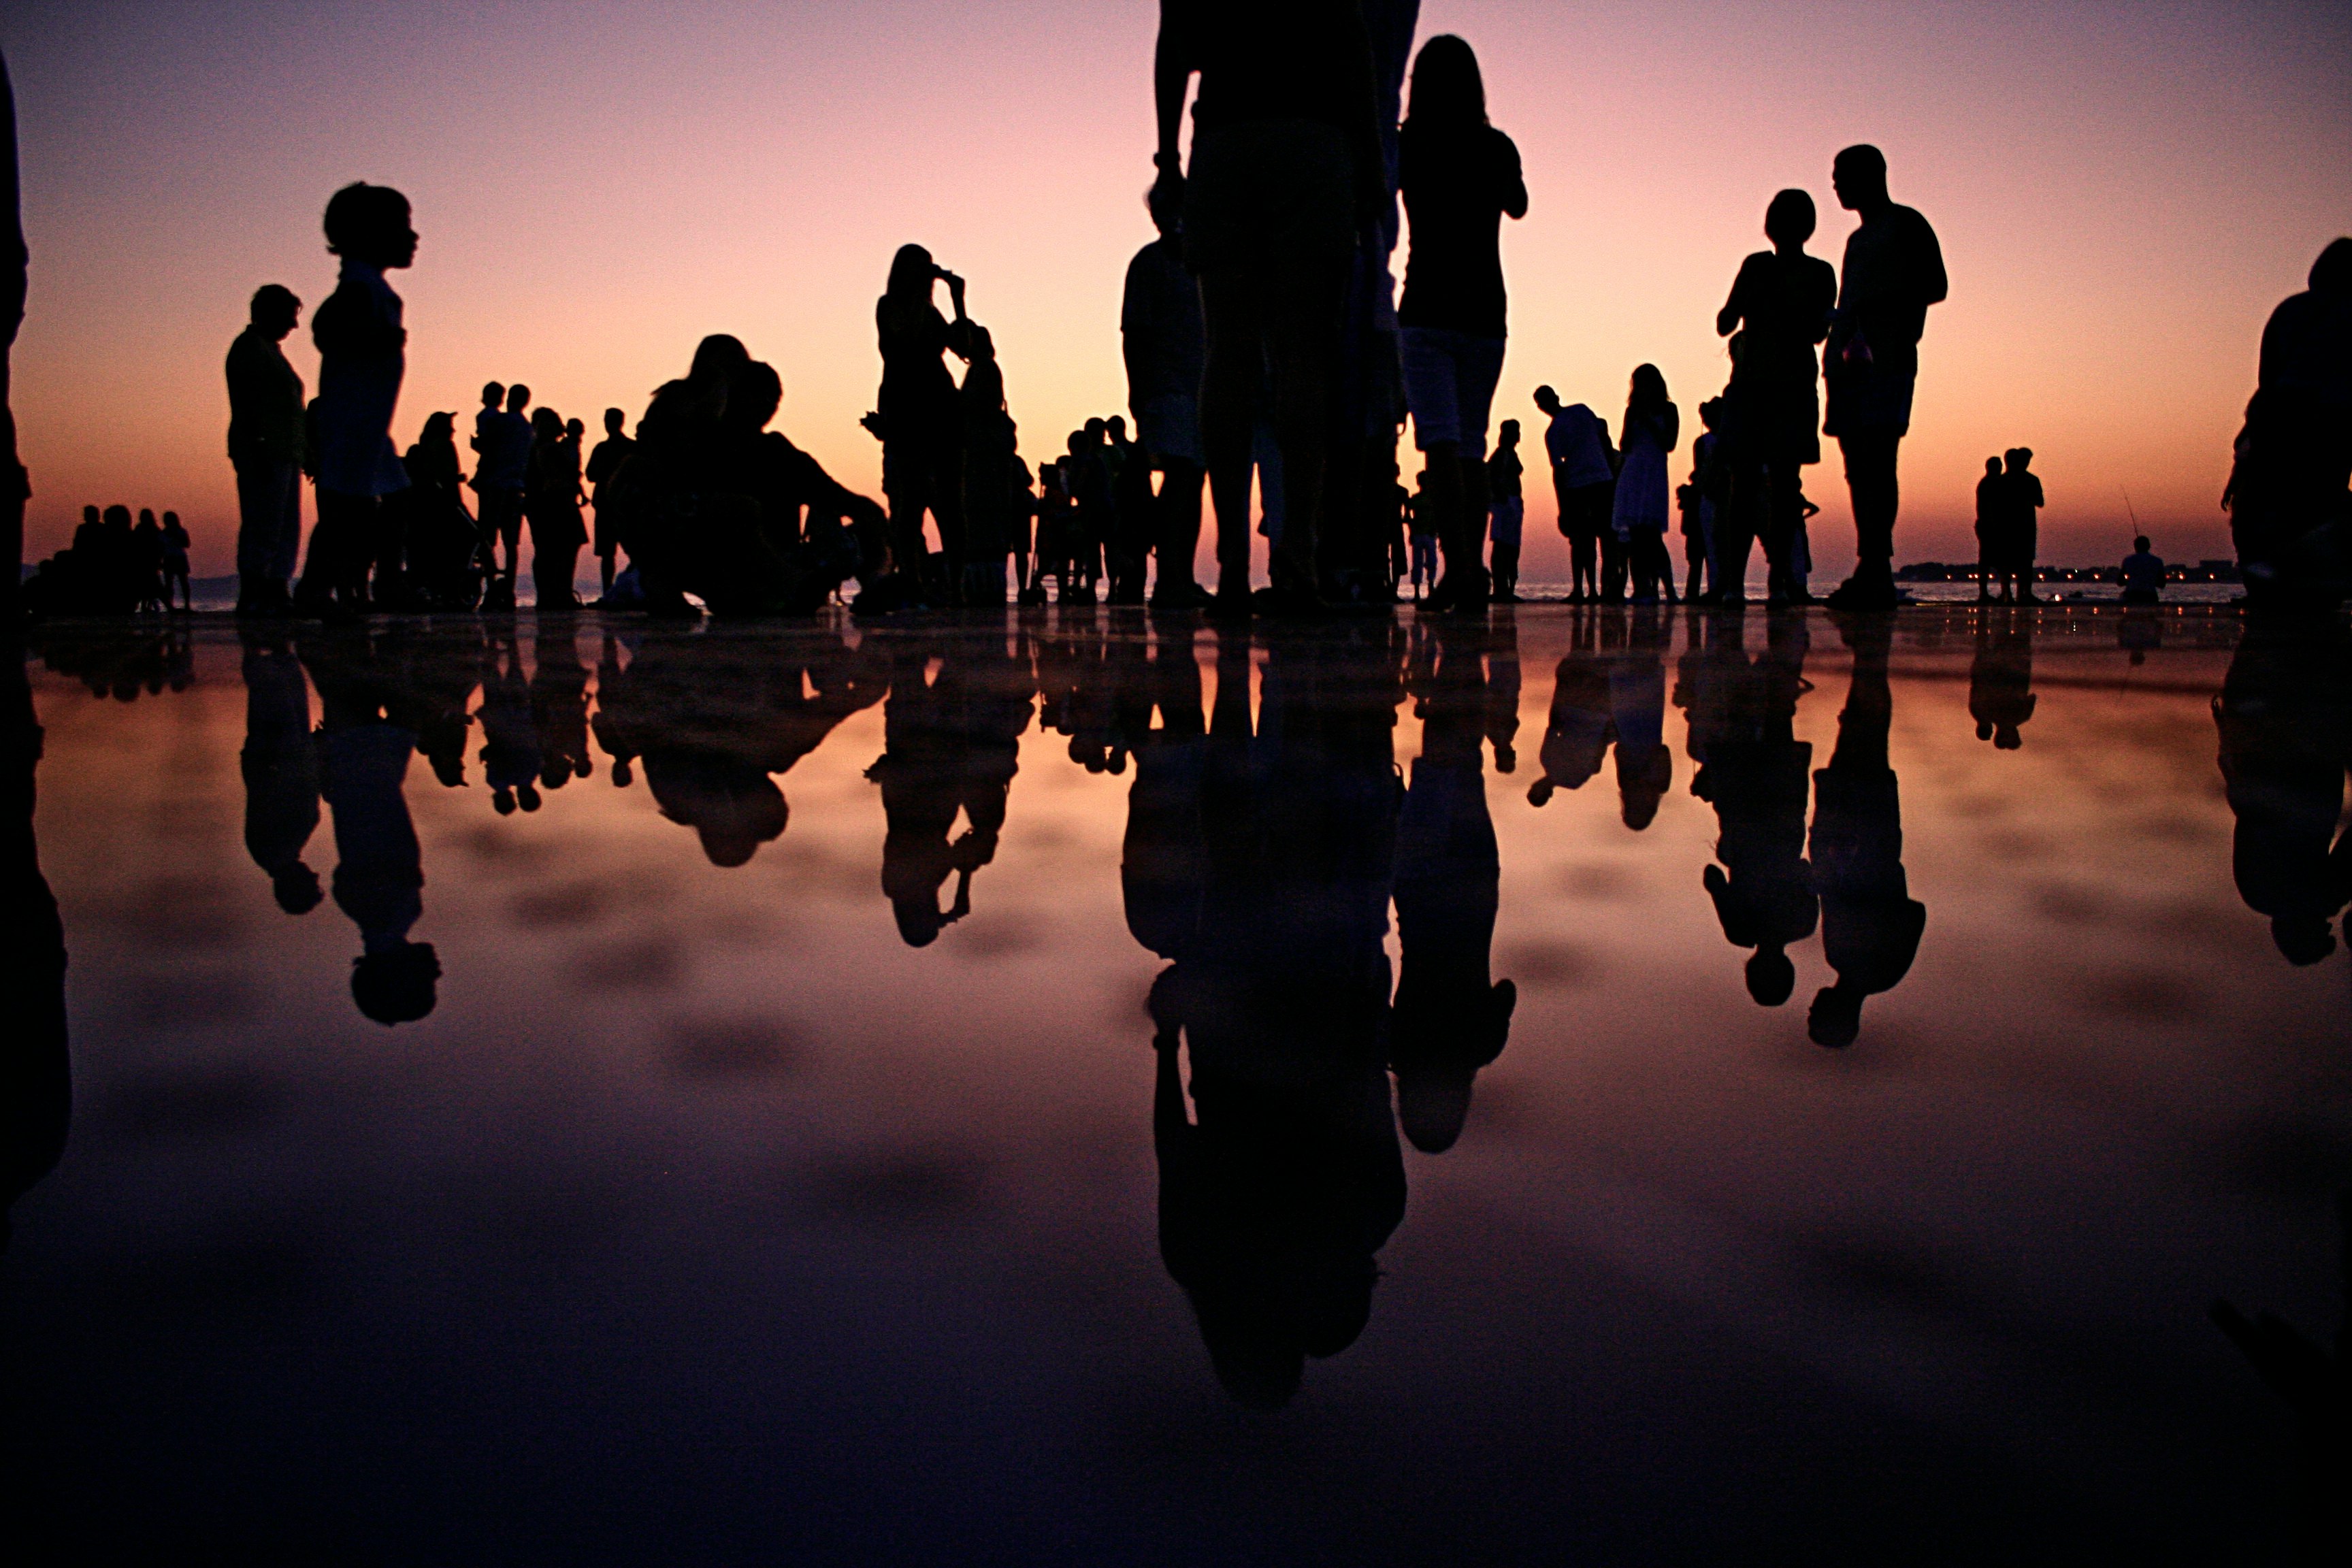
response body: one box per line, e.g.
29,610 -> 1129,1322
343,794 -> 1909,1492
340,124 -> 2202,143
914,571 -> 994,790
17,12 -> 2346,621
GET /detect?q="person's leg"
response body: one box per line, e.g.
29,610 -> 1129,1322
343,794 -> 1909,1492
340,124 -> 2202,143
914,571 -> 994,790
297,489 -> 363,613
1154,457 -> 1204,604
1261,257 -> 1348,598
234,461 -> 272,610
1198,269 -> 1267,606
1835,432 -> 1901,604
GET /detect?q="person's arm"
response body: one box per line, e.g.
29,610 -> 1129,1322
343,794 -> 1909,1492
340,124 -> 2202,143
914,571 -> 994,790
1151,3 -> 1196,213
1716,263 -> 1748,339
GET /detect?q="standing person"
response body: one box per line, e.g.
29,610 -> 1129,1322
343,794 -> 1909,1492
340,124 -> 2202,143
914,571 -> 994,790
471,382 -> 533,607
2002,446 -> 2044,603
1715,189 -> 1837,603
1676,478 -> 1707,602
524,406 -> 585,610
1693,398 -> 1732,600
1151,0 -> 1386,614
1535,385 -> 1614,602
959,336 -> 1020,605
872,243 -> 979,605
1612,365 -> 1679,604
1972,455 -> 2004,601
130,508 -> 165,612
161,510 -> 191,612
1122,180 -> 1208,607
1486,418 -> 1523,602
1395,33 -> 1526,613
1822,145 -> 1946,610
295,182 -> 416,617
2221,238 -> 2351,605
225,283 -> 307,615
1406,471 -> 1439,600
584,406 -> 635,600
401,411 -> 480,607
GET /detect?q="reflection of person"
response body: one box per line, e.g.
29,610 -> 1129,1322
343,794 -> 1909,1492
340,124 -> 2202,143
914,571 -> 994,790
867,641 -> 1034,944
1152,0 -> 1385,612
2213,617 -> 2352,965
1134,630 -> 1407,1407
295,182 -> 418,617
1528,611 -> 1614,804
1967,608 -> 2036,750
1806,615 -> 1925,1045
225,283 -> 306,615
1,648 -> 71,1254
1821,146 -> 1946,611
238,626 -> 323,914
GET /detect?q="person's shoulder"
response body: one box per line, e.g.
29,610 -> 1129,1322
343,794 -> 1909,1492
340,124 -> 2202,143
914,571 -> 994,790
1893,203 -> 1940,240
1486,125 -> 1522,165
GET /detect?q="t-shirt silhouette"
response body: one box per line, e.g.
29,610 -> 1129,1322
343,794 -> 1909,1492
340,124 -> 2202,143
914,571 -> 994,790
1397,121 -> 1525,338
1162,0 -> 1378,134
226,326 -> 306,468
1545,405 -> 1614,490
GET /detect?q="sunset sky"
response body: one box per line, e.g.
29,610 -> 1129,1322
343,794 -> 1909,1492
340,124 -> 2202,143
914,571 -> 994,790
5,0 -> 2347,580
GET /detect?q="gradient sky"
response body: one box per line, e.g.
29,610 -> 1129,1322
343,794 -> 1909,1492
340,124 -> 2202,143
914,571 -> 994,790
5,0 -> 2347,578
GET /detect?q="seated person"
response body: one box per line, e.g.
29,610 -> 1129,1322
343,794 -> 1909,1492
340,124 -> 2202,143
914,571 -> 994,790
2119,534 -> 2166,605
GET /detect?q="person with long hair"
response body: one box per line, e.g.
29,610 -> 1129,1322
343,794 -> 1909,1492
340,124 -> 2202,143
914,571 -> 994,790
872,243 -> 980,605
1611,365 -> 1680,604
1715,188 -> 1836,603
1396,33 -> 1526,612
523,406 -> 585,610
958,331 -> 1020,604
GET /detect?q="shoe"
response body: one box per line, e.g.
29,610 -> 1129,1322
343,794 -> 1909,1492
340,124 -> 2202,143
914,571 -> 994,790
1824,578 -> 1899,612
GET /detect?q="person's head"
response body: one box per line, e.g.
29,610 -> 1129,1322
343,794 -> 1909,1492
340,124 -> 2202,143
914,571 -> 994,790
603,406 -> 626,437
1107,414 -> 1128,444
1083,416 -> 1107,444
1699,397 -> 1722,431
1629,363 -> 1668,414
565,416 -> 585,442
1533,384 -> 1561,414
1746,948 -> 1796,1007
1406,33 -> 1486,129
272,862 -> 323,915
1498,418 -> 1520,447
2134,534 -> 2151,554
353,941 -> 440,1026
1831,144 -> 1889,212
420,411 -> 455,446
1808,981 -> 1863,1047
2006,446 -> 2032,472
137,508 -> 157,529
163,510 -> 180,529
1146,178 -> 1182,239
82,504 -> 99,527
886,243 -> 936,306
1065,429 -> 1085,458
2309,237 -> 2352,298
480,380 -> 504,410
731,360 -> 784,430
1765,188 -> 1816,250
1985,455 -> 2002,476
323,181 -> 416,269
686,333 -> 750,387
2272,915 -> 2338,967
963,353 -> 1005,412
249,283 -> 301,340
103,504 -> 131,529
506,384 -> 534,415
531,407 -> 561,442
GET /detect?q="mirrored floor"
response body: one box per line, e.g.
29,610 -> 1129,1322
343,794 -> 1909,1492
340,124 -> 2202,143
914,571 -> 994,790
4,604 -> 2345,1563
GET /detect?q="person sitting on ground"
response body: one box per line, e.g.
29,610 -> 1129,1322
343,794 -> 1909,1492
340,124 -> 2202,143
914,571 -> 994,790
2120,534 -> 2166,605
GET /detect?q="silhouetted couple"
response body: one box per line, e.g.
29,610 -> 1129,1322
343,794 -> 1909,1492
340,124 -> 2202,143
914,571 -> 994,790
1972,448 -> 2042,602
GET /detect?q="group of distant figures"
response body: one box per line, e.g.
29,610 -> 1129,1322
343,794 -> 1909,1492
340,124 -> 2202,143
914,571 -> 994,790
20,5 -> 2350,619
20,504 -> 192,616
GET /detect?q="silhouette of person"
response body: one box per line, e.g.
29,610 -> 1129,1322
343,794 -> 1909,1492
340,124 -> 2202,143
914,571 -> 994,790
238,625 -> 323,914
1806,614 -> 1926,1045
585,406 -> 636,600
1999,447 -> 2044,602
1392,618 -> 1514,1152
1535,385 -> 1615,602
1821,146 -> 1947,611
872,244 -> 979,606
1152,0 -> 1386,613
471,382 -> 534,608
1486,418 -> 1523,602
2223,238 -> 2352,607
398,411 -> 480,608
1684,609 -> 1816,1004
1527,610 -> 1614,804
1967,605 -> 2036,749
1139,628 -> 1407,1406
299,632 -> 440,1024
226,283 -> 306,615
1715,189 -> 1837,604
2212,616 -> 2352,965
1972,456 -> 2004,601
1395,34 -> 1525,614
294,182 -> 417,618
160,510 -> 191,612
130,507 -> 165,614
529,630 -> 593,791
959,333 -> 1022,605
476,632 -> 542,815
1107,412 -> 1157,604
1124,180 -> 1209,607
2119,534 -> 2165,606
1612,367 -> 1680,604
525,406 -> 586,610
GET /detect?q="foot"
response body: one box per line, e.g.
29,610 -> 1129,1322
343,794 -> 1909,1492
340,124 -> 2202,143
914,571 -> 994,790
1824,577 -> 1899,612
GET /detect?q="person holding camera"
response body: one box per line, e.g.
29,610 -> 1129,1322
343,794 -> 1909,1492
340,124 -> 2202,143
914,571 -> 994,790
871,244 -> 981,606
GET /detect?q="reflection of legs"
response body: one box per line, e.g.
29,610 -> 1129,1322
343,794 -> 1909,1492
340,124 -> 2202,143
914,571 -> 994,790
1198,270 -> 1264,601
1154,458 -> 1204,602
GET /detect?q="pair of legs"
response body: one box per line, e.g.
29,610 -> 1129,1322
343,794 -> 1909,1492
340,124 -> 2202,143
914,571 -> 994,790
295,489 -> 379,613
478,489 -> 525,582
1152,456 -> 1205,604
1400,328 -> 1505,610
1626,527 -> 1674,601
1409,534 -> 1439,595
885,436 -> 967,602
1834,431 -> 1902,604
1199,263 -> 1345,604
234,457 -> 304,610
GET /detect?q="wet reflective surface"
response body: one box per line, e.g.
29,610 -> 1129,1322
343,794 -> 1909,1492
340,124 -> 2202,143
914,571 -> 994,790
4,605 -> 2347,1563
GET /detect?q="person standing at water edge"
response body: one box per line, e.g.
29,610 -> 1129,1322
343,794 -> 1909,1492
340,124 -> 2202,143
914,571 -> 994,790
585,406 -> 634,598
472,382 -> 533,606
1535,384 -> 1615,603
1821,145 -> 1946,610
872,243 -> 979,606
2001,447 -> 2043,602
2120,535 -> 2165,605
295,182 -> 416,617
1122,179 -> 1208,608
1396,33 -> 1526,613
1152,0 -> 1386,612
225,283 -> 306,615
1714,189 -> 1835,604
1487,419 -> 1523,602
1612,366 -> 1678,603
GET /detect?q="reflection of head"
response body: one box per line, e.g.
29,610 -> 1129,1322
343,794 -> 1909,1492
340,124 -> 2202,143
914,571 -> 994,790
1188,1250 -> 1378,1411
272,864 -> 324,915
1764,188 -> 1816,248
353,942 -> 440,1026
2272,916 -> 2338,967
652,756 -> 789,867
1616,743 -> 1671,829
1392,978 -> 1515,1153
1407,34 -> 1486,127
1746,948 -> 1795,1007
1808,983 -> 1862,1047
892,896 -> 945,948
